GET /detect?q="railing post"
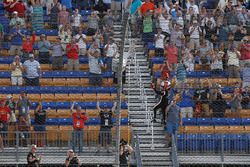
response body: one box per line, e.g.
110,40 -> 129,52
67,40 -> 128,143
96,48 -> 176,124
15,131 -> 19,164
221,134 -> 224,167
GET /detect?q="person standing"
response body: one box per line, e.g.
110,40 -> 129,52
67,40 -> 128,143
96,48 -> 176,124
66,38 -> 79,71
34,103 -> 46,147
65,149 -> 80,167
17,91 -> 31,123
9,23 -> 24,56
31,0 -> 44,30
96,101 -> 117,153
58,6 -> 70,26
27,144 -> 41,167
119,139 -> 134,167
23,54 -> 41,86
22,34 -> 36,62
104,38 -> 118,71
51,37 -> 64,70
165,95 -> 181,148
75,28 -> 87,56
71,102 -> 88,153
0,99 -> 11,147
37,34 -> 51,64
154,28 -> 165,57
6,95 -> 17,126
11,55 -> 23,86
71,9 -> 82,35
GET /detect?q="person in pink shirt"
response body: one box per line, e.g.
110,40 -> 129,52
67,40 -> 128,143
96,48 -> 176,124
58,5 -> 69,26
239,37 -> 250,68
165,42 -> 178,70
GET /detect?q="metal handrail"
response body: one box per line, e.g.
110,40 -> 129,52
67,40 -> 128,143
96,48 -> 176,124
135,134 -> 143,167
172,133 -> 179,167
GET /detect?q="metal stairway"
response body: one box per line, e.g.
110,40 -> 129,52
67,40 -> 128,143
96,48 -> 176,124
124,38 -> 173,167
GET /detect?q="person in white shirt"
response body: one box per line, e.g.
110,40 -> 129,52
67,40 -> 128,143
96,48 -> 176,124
71,9 -> 82,35
227,44 -> 241,78
11,55 -> 23,86
154,28 -> 165,56
186,0 -> 199,14
75,28 -> 87,56
158,11 -> 171,37
104,38 -> 118,71
188,20 -> 202,50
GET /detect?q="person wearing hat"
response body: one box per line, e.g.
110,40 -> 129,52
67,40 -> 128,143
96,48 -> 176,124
5,95 -> 17,125
27,144 -> 41,167
37,34 -> 51,64
71,102 -> 88,153
96,101 -> 117,153
104,37 -> 118,71
165,94 -> 181,148
23,54 -> 41,86
9,11 -> 25,28
65,149 -> 80,167
9,23 -> 25,56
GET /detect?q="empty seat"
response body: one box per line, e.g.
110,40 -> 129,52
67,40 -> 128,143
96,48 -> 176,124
97,94 -> 115,101
46,126 -> 59,143
87,126 -> 100,145
41,94 -> 55,102
228,78 -> 242,86
212,118 -> 228,126
54,94 -> 70,102
41,64 -> 52,71
79,64 -> 89,71
0,64 -> 10,71
214,126 -> 229,134
47,110 -> 58,118
68,94 -> 83,102
86,109 -> 99,117
53,78 -> 66,86
199,126 -> 215,134
27,94 -> 41,102
40,78 -> 53,86
197,118 -> 212,126
59,126 -> 73,142
57,109 -> 71,118
82,94 -> 96,102
182,118 -> 197,126
66,78 -> 82,86
0,78 -> 11,86
184,126 -> 200,134
229,126 -> 245,134
240,109 -> 250,118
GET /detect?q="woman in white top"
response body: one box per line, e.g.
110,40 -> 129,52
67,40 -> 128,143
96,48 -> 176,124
227,44 -> 241,78
11,55 -> 23,86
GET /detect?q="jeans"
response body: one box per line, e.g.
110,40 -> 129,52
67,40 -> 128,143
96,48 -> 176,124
72,129 -> 84,153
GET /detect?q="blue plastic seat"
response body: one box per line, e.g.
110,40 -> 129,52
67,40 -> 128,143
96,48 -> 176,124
25,86 -> 40,94
151,57 -> 164,64
53,86 -> 68,94
35,29 -> 45,35
0,86 -> 11,94
46,118 -> 58,125
121,102 -> 128,109
83,87 -> 96,93
154,71 -> 161,78
58,118 -> 72,125
177,134 -> 186,151
121,118 -> 129,125
102,72 -> 113,78
0,71 -> 11,78
57,102 -> 71,109
99,102 -> 113,108
65,71 -> 85,78
227,118 -> 242,125
42,102 -> 57,109
212,118 -> 228,126
40,87 -> 54,94
86,118 -> 100,125
79,57 -> 88,64
197,118 -> 212,126
182,118 -> 197,126
186,134 -> 200,151
31,102 -> 39,110
84,102 -> 97,109
110,87 -> 117,94
45,29 -> 58,36
230,134 -> 247,151
199,134 -> 217,152
147,42 -> 155,49
96,87 -> 110,94
242,118 -> 250,126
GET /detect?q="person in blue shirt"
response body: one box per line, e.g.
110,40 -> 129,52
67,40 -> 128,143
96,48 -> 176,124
128,0 -> 142,37
165,94 -> 181,148
9,23 -> 24,56
179,88 -> 194,118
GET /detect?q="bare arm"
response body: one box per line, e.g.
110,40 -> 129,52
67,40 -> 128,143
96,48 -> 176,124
97,101 -> 101,112
112,102 -> 117,113
70,102 -> 75,113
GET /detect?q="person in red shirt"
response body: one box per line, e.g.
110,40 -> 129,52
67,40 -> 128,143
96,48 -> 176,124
14,0 -> 26,18
22,33 -> 36,62
140,0 -> 155,16
66,38 -> 79,71
71,102 -> 88,153
0,99 -> 11,149
165,41 -> 178,71
3,0 -> 18,14
239,37 -> 250,68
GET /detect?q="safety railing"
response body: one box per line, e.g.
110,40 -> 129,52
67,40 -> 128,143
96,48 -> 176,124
172,133 -> 180,167
134,134 -> 143,167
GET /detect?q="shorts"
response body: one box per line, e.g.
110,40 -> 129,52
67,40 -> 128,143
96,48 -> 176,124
11,76 -> 23,86
166,121 -> 179,135
180,107 -> 193,118
98,128 -> 112,146
89,73 -> 102,86
34,125 -> 46,131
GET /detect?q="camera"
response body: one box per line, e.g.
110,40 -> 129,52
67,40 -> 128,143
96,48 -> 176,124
120,139 -> 127,146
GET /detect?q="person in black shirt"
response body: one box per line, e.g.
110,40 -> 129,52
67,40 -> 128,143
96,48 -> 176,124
242,86 -> 250,109
65,149 -> 80,167
96,101 -> 117,153
119,139 -> 133,167
27,144 -> 41,167
152,80 -> 171,124
34,103 -> 47,147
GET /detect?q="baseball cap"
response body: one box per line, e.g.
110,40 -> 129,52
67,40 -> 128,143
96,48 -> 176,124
29,54 -> 34,58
